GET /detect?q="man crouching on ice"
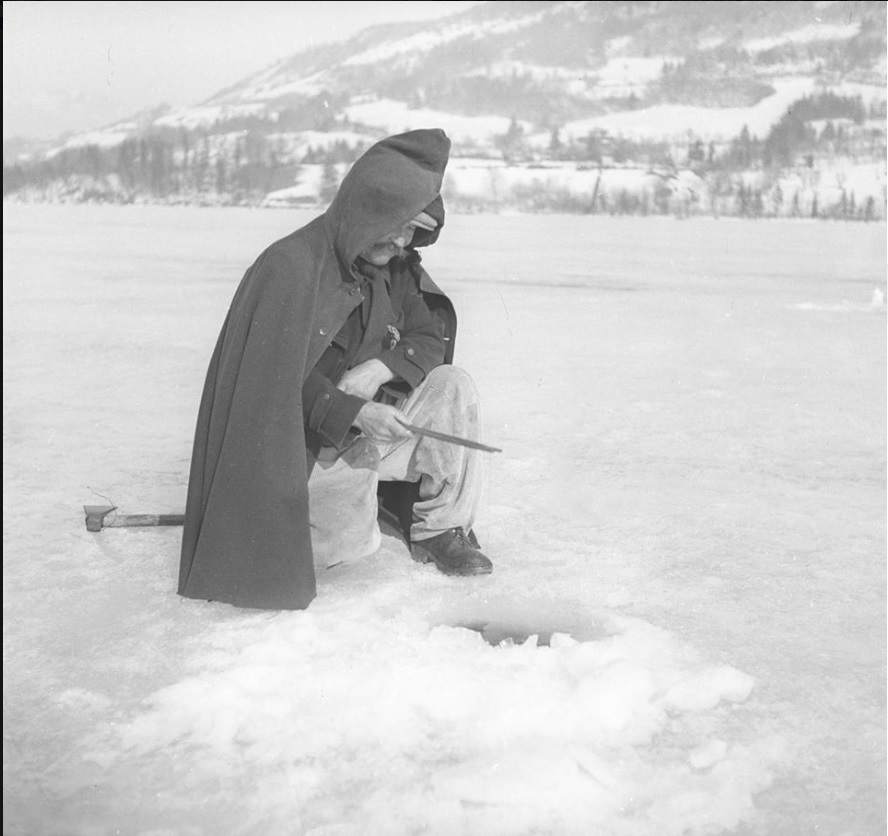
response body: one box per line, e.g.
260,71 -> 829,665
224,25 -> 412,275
178,128 -> 493,610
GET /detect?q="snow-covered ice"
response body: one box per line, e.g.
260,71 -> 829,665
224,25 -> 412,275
3,205 -> 885,835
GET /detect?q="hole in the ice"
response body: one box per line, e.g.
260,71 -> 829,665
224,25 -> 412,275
459,622 -> 553,646
455,620 -> 603,647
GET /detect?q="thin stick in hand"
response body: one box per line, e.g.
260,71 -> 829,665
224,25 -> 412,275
403,423 -> 502,453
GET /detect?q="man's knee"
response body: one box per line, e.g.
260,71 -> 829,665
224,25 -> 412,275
425,365 -> 479,403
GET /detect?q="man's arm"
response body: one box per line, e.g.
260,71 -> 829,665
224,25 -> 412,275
336,358 -> 395,399
309,263 -> 447,446
302,368 -> 366,449
304,363 -> 413,447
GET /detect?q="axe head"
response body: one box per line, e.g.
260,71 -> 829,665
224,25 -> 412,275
84,505 -> 116,532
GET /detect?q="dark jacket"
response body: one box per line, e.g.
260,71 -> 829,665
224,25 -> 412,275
178,129 -> 455,610
302,249 -> 448,453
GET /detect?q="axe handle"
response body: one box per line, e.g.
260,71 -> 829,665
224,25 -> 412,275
84,505 -> 184,531
105,513 -> 185,528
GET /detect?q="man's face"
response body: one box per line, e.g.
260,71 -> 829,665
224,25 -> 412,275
358,222 -> 416,267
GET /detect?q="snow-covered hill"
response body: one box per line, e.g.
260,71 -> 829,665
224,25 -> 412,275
6,2 -> 884,156
3,0 -> 886,216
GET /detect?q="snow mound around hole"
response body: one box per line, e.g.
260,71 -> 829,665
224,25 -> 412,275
65,611 -> 781,836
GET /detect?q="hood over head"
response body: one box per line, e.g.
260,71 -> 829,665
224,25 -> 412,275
324,129 -> 450,272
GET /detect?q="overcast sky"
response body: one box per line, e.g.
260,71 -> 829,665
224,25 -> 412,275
3,1 -> 483,142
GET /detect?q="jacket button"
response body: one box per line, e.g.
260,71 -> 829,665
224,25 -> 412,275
319,328 -> 327,336
406,348 -> 415,356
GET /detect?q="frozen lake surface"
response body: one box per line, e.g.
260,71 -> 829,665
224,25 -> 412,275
3,204 -> 885,835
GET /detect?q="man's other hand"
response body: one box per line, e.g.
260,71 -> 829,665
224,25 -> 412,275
353,402 -> 412,442
337,359 -> 395,400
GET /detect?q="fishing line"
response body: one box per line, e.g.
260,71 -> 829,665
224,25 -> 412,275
86,486 -> 119,524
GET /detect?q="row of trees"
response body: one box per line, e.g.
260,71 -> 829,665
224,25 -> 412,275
3,131 -> 301,202
3,93 -> 884,220
444,171 -> 882,222
525,92 -> 885,170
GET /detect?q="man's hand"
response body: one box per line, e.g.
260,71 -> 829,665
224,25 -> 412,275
337,359 -> 395,400
353,402 -> 413,443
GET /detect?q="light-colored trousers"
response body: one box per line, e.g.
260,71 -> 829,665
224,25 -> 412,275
308,365 -> 483,568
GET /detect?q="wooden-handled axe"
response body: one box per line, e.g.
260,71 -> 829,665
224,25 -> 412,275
84,505 -> 185,532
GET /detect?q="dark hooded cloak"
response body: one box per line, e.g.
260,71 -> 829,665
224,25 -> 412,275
178,129 -> 454,609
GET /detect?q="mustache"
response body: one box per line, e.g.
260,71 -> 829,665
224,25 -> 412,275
372,243 -> 407,258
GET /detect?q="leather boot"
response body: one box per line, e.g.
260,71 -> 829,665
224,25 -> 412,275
411,527 -> 493,576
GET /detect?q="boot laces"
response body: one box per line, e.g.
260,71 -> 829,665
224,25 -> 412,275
451,527 -> 474,547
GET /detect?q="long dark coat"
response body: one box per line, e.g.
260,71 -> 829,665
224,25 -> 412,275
178,129 -> 455,609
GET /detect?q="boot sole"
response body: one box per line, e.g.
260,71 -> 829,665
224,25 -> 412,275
411,545 -> 493,576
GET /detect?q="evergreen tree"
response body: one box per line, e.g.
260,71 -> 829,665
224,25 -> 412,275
319,162 -> 340,205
